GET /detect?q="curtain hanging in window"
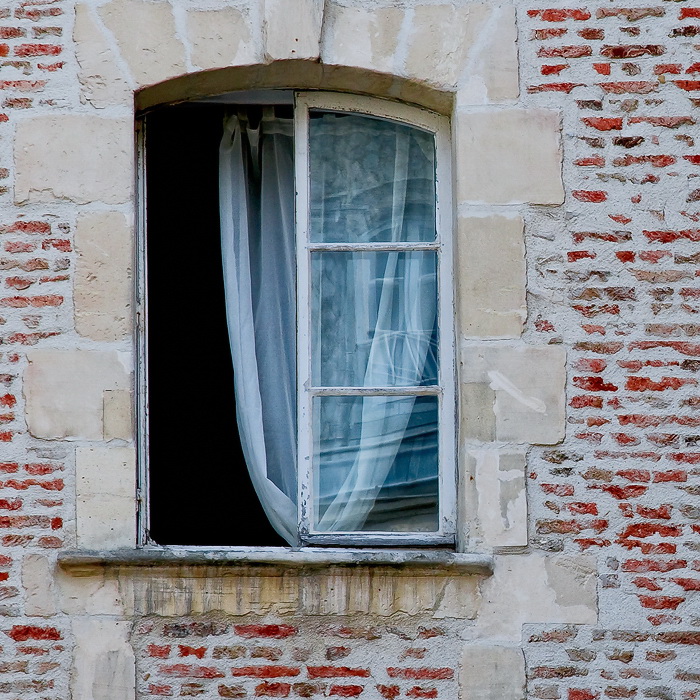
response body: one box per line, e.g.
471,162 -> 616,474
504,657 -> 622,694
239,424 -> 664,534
219,108 -> 439,542
219,109 -> 297,544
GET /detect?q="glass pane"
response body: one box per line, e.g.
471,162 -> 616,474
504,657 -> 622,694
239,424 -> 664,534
309,111 -> 436,243
313,395 -> 439,532
311,252 -> 438,387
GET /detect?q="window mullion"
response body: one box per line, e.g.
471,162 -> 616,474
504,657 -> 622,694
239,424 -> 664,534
294,95 -> 313,544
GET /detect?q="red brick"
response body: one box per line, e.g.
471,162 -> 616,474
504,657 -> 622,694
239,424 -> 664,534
528,82 -> 585,93
329,686 -> 364,697
622,560 -> 687,573
528,9 -> 592,21
539,46 -> 592,58
599,81 -> 658,94
308,667 -> 369,679
600,45 -> 665,59
638,595 -> 685,610
232,666 -> 300,678
581,117 -> 622,131
406,689 -> 437,699
234,625 -> 297,639
255,682 -> 291,697
160,664 -> 225,679
386,668 -> 453,680
573,190 -> 608,202
148,645 -> 171,659
6,626 -> 61,642
14,43 -> 61,57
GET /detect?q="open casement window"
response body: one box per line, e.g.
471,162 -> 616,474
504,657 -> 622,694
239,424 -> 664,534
142,91 -> 454,548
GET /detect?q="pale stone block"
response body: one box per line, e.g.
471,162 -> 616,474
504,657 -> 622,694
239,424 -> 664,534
460,645 -> 525,700
186,8 -> 257,70
461,381 -> 496,443
470,449 -> 528,549
263,0 -> 323,61
76,447 -> 136,549
75,211 -> 132,342
22,555 -> 56,617
473,554 -> 597,641
72,618 -> 135,700
458,215 -> 525,338
25,350 -> 131,440
456,108 -> 564,205
74,3 -> 131,108
461,344 -> 566,445
322,5 -> 404,74
57,568 -> 124,616
14,116 -> 133,205
99,0 -> 186,86
405,5 -> 486,88
457,5 -> 519,105
104,390 -> 133,441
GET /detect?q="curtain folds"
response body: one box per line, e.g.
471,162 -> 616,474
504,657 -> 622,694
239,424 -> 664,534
219,110 -> 297,544
219,108 -> 439,540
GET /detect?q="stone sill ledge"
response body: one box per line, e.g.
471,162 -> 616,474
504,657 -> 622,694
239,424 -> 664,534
58,548 -> 494,576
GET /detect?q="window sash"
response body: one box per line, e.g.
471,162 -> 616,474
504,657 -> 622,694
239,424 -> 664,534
295,92 -> 455,546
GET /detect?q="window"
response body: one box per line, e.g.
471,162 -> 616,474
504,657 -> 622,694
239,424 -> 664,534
141,92 -> 454,548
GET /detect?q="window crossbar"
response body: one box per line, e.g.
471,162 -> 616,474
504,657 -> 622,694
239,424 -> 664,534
308,242 -> 440,252
310,386 -> 441,396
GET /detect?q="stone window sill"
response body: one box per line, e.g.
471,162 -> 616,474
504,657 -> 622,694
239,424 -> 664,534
57,547 -> 494,576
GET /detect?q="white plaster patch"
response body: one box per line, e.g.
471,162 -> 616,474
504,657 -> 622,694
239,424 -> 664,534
71,618 -> 135,700
472,553 -> 598,641
471,449 -> 528,549
461,344 -> 567,445
25,350 -> 131,441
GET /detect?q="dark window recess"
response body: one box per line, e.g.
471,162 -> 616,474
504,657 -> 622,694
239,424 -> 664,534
145,103 -> 287,546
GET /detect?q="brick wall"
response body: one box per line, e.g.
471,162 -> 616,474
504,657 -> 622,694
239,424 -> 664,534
0,1 -> 70,697
134,618 -> 460,699
522,3 -> 700,699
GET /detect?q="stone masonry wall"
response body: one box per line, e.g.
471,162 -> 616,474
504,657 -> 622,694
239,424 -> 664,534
0,0 -> 696,699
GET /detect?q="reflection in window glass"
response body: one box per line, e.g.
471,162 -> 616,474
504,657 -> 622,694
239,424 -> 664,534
313,396 -> 439,532
311,251 -> 438,387
309,111 -> 436,243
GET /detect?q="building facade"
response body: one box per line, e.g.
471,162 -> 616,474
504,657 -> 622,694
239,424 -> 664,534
0,0 -> 698,697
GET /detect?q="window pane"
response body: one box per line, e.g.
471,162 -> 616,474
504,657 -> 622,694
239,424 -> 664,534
313,395 -> 439,532
309,111 -> 436,243
311,251 -> 438,387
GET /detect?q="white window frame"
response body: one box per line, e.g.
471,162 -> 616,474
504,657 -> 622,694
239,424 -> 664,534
294,92 -> 456,547
136,91 -> 456,548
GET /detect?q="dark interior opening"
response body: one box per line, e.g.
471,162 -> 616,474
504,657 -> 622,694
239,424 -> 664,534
145,103 -> 287,547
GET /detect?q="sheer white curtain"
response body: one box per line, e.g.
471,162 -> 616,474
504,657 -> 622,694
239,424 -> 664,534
219,109 -> 297,544
219,108 -> 439,540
